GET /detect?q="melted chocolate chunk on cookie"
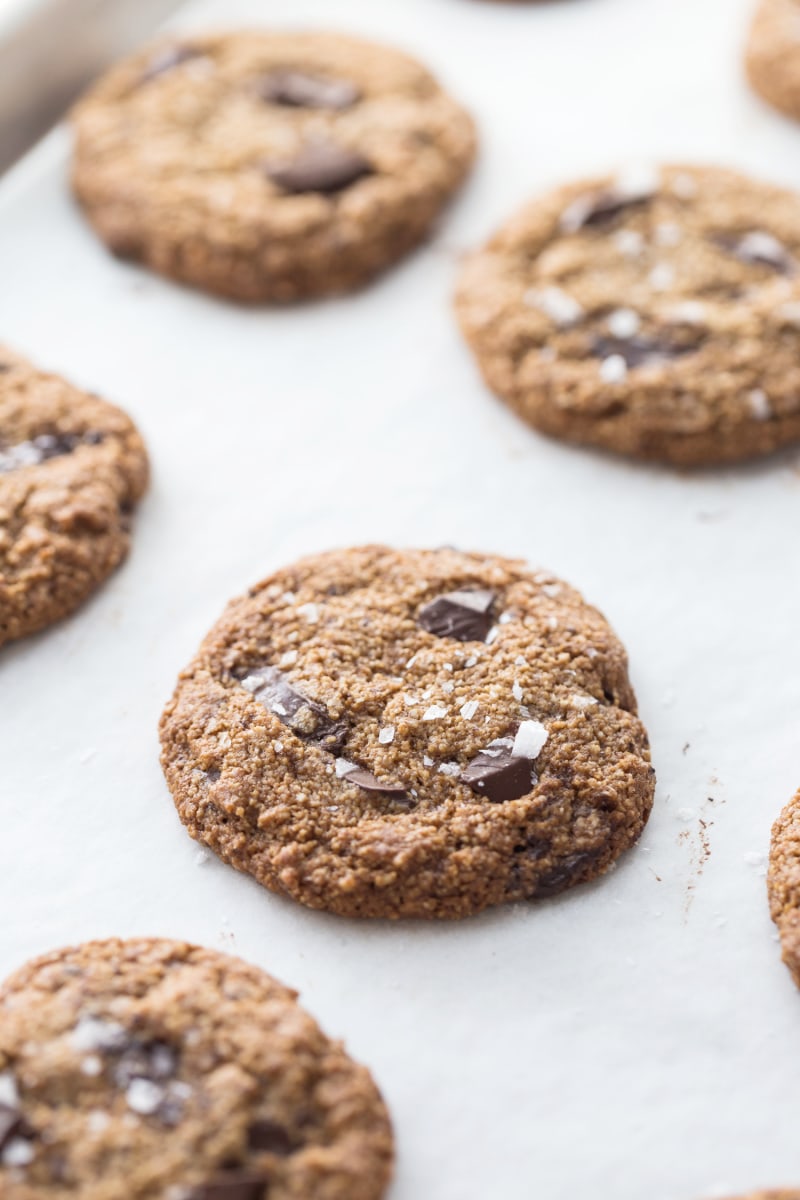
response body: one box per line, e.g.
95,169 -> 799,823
0,431 -> 102,474
336,759 -> 408,797
0,1103 -> 31,1152
712,230 -> 795,274
248,1119 -> 293,1154
460,738 -> 534,803
264,141 -> 373,194
191,1172 -> 269,1200
241,666 -> 347,752
257,69 -> 360,110
590,332 -> 699,369
533,851 -> 600,897
461,721 -> 547,803
561,189 -> 653,234
112,1038 -> 178,1088
417,589 -> 495,642
140,44 -> 204,84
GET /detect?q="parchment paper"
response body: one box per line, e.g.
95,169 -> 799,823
2,0 -> 800,1196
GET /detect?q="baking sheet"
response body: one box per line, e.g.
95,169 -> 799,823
2,0 -> 800,1196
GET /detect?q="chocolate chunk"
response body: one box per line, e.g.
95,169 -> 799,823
0,431 -> 101,475
248,1119 -> 293,1154
257,69 -> 360,110
264,142 -> 372,194
141,45 -> 202,84
713,230 -> 795,275
561,190 -> 651,233
460,737 -> 535,803
0,1105 -> 24,1151
336,760 -> 407,796
417,589 -> 495,642
0,362 -> 10,372
534,851 -> 599,897
590,333 -> 699,369
241,666 -> 346,753
112,1039 -> 177,1088
192,1173 -> 269,1200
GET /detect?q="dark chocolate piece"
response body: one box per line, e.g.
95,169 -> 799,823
713,230 -> 795,275
257,69 -> 360,111
534,851 -> 600,897
460,738 -> 535,803
590,333 -> 699,369
264,142 -> 372,194
112,1039 -> 177,1088
141,45 -> 202,84
192,1173 -> 269,1200
242,666 -> 346,753
0,1105 -> 24,1151
417,589 -> 495,642
0,431 -> 102,475
562,190 -> 651,233
337,761 -> 407,796
248,1119 -> 293,1155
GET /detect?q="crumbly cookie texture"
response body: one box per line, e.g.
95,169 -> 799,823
160,545 -> 655,920
0,347 -> 148,647
0,938 -> 393,1200
747,0 -> 800,121
455,164 -> 800,465
768,788 -> 800,987
71,30 -> 476,302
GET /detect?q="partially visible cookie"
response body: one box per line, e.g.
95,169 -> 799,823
160,545 -> 655,920
456,164 -> 800,465
0,348 -> 148,647
71,30 -> 476,302
723,1193 -> 800,1199
768,788 -> 800,986
746,0 -> 800,121
0,938 -> 393,1199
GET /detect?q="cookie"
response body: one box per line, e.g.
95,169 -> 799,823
455,164 -> 800,465
0,937 -> 393,1199
723,1194 -> 800,1199
768,787 -> 800,987
159,545 -> 655,920
746,0 -> 800,122
71,31 -> 476,302
0,348 -> 148,647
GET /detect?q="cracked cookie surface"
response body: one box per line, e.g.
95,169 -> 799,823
747,0 -> 800,122
159,545 -> 654,920
768,788 -> 800,987
455,164 -> 800,465
0,938 -> 393,1200
71,30 -> 476,302
0,348 -> 148,647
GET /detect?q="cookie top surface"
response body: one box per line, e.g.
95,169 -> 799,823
0,938 -> 393,1200
768,788 -> 800,988
456,164 -> 800,465
0,347 -> 148,647
71,30 -> 475,302
747,0 -> 800,121
160,546 -> 654,919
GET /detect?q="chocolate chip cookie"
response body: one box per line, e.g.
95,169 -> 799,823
724,1194 -> 800,1199
159,546 -> 655,920
747,0 -> 800,122
0,937 -> 393,1199
768,788 -> 800,987
71,31 -> 476,302
455,164 -> 800,465
0,348 -> 148,647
